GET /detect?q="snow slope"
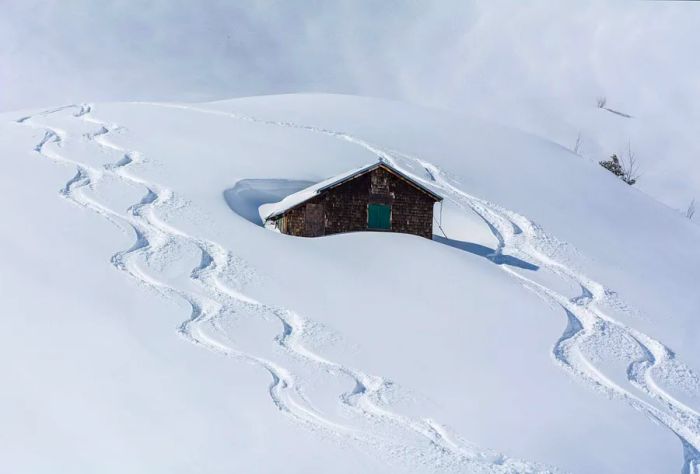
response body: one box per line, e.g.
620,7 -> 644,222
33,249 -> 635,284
471,94 -> 700,215
2,94 -> 699,473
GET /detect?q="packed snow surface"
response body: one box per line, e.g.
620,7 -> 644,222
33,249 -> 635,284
2,94 -> 700,473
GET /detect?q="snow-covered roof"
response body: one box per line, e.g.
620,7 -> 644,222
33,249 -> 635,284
260,160 -> 442,221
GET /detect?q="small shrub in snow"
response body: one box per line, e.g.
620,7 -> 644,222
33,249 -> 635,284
599,154 -> 624,177
597,96 -> 607,108
599,143 -> 640,186
599,154 -> 634,184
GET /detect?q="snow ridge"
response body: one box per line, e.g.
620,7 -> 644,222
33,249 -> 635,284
18,105 -> 553,474
142,102 -> 700,473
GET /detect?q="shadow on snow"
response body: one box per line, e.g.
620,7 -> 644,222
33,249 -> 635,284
433,235 -> 539,271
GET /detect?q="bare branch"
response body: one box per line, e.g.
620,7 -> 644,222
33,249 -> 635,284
687,198 -> 696,220
621,141 -> 641,185
573,132 -> 582,155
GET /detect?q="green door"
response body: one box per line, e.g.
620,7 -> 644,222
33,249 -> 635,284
367,204 -> 391,230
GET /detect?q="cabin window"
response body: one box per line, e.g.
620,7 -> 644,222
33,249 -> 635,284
367,203 -> 391,230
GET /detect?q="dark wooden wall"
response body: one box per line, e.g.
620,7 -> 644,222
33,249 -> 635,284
276,167 -> 436,239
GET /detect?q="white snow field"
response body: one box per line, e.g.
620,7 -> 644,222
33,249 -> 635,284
2,94 -> 699,473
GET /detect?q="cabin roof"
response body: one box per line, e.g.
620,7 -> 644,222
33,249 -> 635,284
260,160 -> 443,221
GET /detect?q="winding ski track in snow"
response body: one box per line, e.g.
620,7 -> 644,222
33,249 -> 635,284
17,105 -> 550,474
142,102 -> 700,473
19,106 -> 357,445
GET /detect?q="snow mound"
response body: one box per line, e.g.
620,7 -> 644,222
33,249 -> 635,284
224,178 -> 313,226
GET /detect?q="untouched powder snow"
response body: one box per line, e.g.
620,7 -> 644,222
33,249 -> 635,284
2,94 -> 700,473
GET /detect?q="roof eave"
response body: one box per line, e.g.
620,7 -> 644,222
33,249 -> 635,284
263,160 -> 443,221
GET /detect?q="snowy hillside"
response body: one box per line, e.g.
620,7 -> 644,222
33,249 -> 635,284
2,94 -> 700,473
469,94 -> 700,215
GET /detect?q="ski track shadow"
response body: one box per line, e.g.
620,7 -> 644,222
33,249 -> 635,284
433,235 -> 539,271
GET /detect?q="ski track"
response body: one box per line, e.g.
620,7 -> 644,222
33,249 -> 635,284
140,101 -> 700,473
17,104 -> 552,474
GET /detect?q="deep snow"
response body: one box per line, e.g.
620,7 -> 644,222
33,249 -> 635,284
2,94 -> 699,473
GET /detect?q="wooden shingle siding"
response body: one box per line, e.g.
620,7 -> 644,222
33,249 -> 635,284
274,166 -> 437,239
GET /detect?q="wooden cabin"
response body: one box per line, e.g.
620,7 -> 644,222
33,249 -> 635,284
262,160 -> 443,239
